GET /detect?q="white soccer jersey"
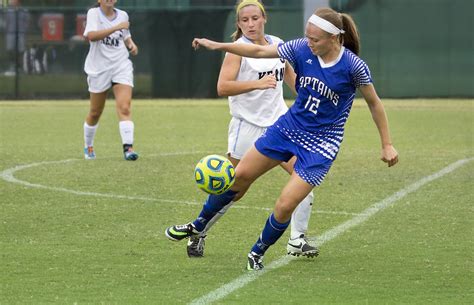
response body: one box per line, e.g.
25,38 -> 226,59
83,7 -> 131,76
228,35 -> 289,128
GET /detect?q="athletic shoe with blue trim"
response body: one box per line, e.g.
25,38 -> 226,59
247,251 -> 264,271
165,223 -> 199,241
124,147 -> 139,161
84,146 -> 96,160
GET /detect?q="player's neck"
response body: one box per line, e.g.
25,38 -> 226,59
319,45 -> 341,63
254,37 -> 268,46
100,5 -> 115,17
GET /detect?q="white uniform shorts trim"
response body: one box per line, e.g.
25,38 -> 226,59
87,59 -> 134,93
227,117 -> 267,160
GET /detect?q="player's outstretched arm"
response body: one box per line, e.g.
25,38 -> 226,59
192,38 -> 279,59
359,84 -> 399,167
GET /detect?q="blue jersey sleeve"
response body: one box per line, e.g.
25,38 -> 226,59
347,51 -> 372,87
277,38 -> 307,67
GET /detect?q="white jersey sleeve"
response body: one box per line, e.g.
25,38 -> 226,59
122,11 -> 131,40
83,8 -> 99,37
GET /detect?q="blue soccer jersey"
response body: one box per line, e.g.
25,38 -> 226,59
255,38 -> 373,186
276,38 -> 372,160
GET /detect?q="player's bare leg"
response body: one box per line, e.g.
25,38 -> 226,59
84,91 -> 107,159
114,84 -> 138,160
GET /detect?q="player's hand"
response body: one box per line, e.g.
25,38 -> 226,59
192,38 -> 219,51
381,144 -> 398,167
127,41 -> 138,56
258,74 -> 277,89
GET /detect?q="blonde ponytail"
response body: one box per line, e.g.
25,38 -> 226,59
314,8 -> 361,55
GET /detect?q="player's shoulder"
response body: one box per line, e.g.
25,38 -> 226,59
86,7 -> 99,17
265,34 -> 283,45
342,47 -> 360,60
234,35 -> 284,45
278,38 -> 309,59
115,8 -> 129,20
234,36 -> 246,44
281,37 -> 308,49
342,48 -> 368,68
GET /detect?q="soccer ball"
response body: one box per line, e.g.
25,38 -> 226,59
194,154 -> 235,194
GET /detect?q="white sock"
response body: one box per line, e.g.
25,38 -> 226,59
84,122 -> 98,148
199,201 -> 235,237
119,120 -> 134,145
290,191 -> 314,239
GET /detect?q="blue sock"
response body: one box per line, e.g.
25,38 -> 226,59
192,190 -> 238,231
251,213 -> 290,255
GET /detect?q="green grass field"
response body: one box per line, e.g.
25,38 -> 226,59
0,74 -> 152,99
1,99 -> 473,304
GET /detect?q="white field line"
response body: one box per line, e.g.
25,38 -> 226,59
0,156 -> 202,206
188,157 -> 473,305
0,157 -> 361,216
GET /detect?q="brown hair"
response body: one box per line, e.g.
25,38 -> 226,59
231,0 -> 266,41
315,7 -> 360,55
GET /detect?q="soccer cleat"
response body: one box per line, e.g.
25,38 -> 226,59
187,235 -> 206,258
124,147 -> 139,161
165,223 -> 198,241
84,146 -> 96,160
247,251 -> 264,271
287,234 -> 319,258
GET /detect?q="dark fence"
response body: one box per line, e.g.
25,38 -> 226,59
0,0 -> 472,99
349,0 -> 473,98
0,1 -> 301,99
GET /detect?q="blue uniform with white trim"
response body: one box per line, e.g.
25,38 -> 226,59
254,38 -> 373,186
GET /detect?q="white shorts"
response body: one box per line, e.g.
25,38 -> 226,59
87,60 -> 134,93
227,117 -> 267,160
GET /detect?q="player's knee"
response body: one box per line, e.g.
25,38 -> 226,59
230,180 -> 250,202
117,106 -> 131,117
275,197 -> 297,219
234,172 -> 253,192
88,110 -> 102,121
235,166 -> 257,183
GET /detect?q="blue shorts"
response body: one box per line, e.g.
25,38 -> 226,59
255,124 -> 334,186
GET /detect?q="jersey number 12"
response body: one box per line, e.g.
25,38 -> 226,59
304,95 -> 321,115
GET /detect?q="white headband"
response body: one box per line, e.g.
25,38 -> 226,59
308,14 -> 345,35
